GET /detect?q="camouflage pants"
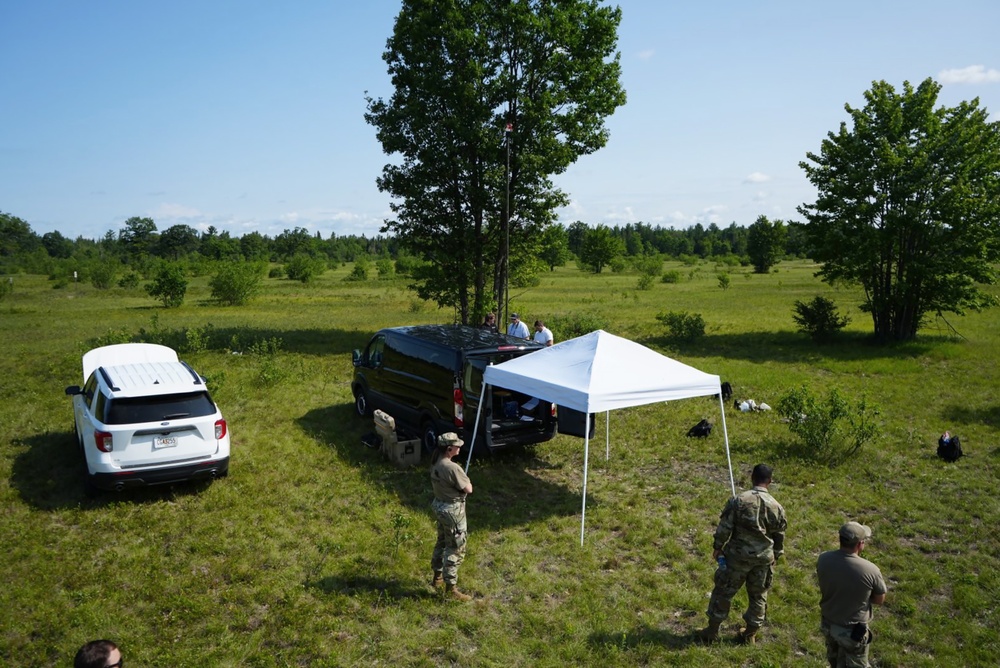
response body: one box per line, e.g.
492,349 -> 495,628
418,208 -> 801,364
431,499 -> 467,585
820,620 -> 872,668
706,559 -> 774,628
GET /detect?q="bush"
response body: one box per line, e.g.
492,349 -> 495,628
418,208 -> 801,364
375,258 -> 396,279
285,255 -> 324,283
717,273 -> 731,290
90,262 -> 117,290
210,261 -> 264,306
547,312 -> 609,340
345,257 -> 371,282
656,311 -> 705,343
117,272 -> 140,290
661,270 -> 681,284
145,264 -> 187,308
636,274 -> 655,291
792,295 -> 850,341
777,385 -> 880,464
395,253 -> 427,277
0,277 -> 12,301
609,256 -> 628,273
268,266 -> 285,278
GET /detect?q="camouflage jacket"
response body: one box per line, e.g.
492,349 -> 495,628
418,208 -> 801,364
713,485 -> 787,565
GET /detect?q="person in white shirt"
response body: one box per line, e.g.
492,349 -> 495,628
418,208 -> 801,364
507,312 -> 530,339
533,320 -> 554,346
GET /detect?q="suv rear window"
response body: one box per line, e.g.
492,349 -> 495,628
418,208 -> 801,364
104,392 -> 217,425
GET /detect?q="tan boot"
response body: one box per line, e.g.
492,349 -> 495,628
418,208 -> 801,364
431,572 -> 444,589
696,619 -> 722,643
737,626 -> 759,645
445,583 -> 472,602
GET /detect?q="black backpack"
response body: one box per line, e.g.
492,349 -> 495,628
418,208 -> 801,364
937,434 -> 963,462
720,381 -> 733,401
687,418 -> 712,438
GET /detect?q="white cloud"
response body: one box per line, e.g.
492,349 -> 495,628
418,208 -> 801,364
939,65 -> 1000,85
743,172 -> 771,184
155,203 -> 202,218
636,49 -> 655,61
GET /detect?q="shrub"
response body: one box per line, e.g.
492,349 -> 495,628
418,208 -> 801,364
395,253 -> 427,277
792,295 -> 850,341
0,277 -> 12,301
609,256 -> 628,273
210,261 -> 264,305
777,385 -> 880,464
661,270 -> 681,284
268,266 -> 285,278
548,312 -> 609,340
346,257 -> 371,282
375,258 -> 396,279
285,254 -> 324,283
636,274 -> 655,291
656,311 -> 706,343
145,264 -> 187,308
117,272 -> 140,290
90,262 -> 117,290
632,254 -> 662,277
717,273 -> 731,290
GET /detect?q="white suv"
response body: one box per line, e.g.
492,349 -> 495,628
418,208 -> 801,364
65,343 -> 230,492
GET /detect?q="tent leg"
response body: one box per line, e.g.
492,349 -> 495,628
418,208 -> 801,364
605,411 -> 610,461
464,384 -> 488,473
581,432 -> 590,546
719,393 -> 736,496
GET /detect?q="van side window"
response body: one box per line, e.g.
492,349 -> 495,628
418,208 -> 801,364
369,336 -> 386,367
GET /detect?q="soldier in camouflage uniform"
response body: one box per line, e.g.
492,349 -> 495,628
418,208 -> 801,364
698,463 -> 787,644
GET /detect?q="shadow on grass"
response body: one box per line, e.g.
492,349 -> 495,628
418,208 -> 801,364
298,404 -> 586,531
640,330 -> 952,365
941,402 -> 1000,429
588,625 -> 705,651
305,573 -> 435,601
10,429 -> 216,510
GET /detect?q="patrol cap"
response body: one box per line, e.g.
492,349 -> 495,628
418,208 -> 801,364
510,313 -> 520,319
839,521 -> 873,543
438,432 -> 464,449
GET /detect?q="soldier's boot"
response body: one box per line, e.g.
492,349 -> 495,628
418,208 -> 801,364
696,619 -> 722,643
431,572 -> 444,589
445,583 -> 472,602
737,625 -> 760,645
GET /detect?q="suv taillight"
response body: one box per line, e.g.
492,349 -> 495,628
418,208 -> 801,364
453,388 -> 464,427
95,430 -> 113,452
215,419 -> 227,439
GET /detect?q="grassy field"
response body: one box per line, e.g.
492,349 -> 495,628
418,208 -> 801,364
1,260 -> 998,667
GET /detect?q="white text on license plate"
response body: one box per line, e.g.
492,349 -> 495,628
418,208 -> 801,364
155,436 -> 177,448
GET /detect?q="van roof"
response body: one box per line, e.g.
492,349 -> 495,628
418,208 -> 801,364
382,324 -> 544,353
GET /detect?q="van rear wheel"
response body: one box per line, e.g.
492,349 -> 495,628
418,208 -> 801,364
421,421 -> 439,454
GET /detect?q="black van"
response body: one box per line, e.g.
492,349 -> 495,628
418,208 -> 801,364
351,325 -> 558,454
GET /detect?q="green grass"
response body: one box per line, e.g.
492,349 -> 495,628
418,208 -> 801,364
2,260 -> 999,666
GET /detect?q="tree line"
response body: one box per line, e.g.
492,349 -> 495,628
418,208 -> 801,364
0,211 -> 800,280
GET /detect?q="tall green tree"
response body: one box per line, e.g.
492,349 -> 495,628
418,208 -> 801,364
365,0 -> 626,323
118,217 -> 158,261
157,224 -> 200,259
799,78 -> 1000,341
746,215 -> 786,273
538,223 -> 570,270
579,224 -> 624,273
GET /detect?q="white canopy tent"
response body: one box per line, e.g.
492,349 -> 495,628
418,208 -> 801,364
465,330 -> 735,545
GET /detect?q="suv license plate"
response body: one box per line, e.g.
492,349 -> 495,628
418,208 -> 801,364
154,436 -> 177,449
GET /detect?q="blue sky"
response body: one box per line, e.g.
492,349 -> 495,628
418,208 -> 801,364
2,1 -> 998,241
